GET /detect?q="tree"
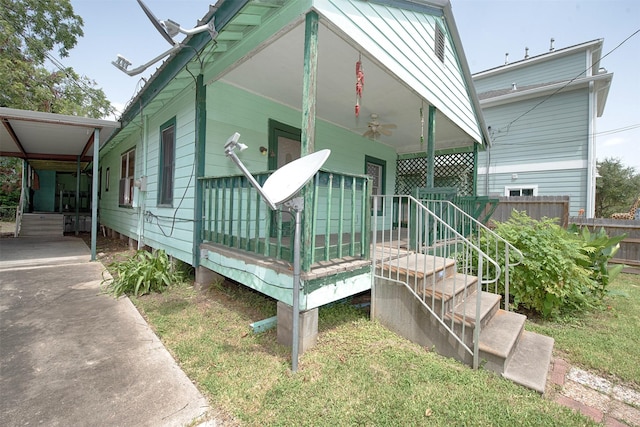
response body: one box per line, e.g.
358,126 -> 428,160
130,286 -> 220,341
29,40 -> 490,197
0,0 -> 112,118
595,157 -> 640,218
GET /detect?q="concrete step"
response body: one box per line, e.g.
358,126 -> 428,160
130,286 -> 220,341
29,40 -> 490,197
415,272 -> 478,313
444,290 -> 501,346
478,309 -> 526,374
382,253 -> 456,282
503,330 -> 554,394
20,214 -> 64,237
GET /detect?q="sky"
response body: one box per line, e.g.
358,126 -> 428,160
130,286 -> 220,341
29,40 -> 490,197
63,0 -> 640,170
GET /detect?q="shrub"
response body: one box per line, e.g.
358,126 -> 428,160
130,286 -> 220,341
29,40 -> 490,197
101,249 -> 183,297
488,211 -> 596,319
567,224 -> 626,298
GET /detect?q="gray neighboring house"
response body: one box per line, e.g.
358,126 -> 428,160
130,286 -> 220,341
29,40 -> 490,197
474,39 -> 613,218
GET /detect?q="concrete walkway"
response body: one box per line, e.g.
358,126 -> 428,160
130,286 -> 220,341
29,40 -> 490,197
0,236 -> 211,427
548,358 -> 640,426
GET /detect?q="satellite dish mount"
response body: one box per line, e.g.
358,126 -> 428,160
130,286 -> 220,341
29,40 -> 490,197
224,133 -> 330,372
112,0 -> 218,76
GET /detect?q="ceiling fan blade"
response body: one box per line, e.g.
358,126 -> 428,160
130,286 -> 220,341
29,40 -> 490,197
381,123 -> 397,129
379,127 -> 392,136
362,129 -> 374,138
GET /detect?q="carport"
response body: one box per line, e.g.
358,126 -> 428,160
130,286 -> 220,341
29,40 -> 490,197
0,107 -> 120,260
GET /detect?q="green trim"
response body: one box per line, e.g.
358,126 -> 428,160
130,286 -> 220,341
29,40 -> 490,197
158,117 -> 176,207
367,0 -> 443,16
473,143 -> 478,196
113,0 -> 251,134
365,155 -> 386,216
267,119 -> 301,171
397,145 -> 475,161
302,11 -> 319,272
304,265 -> 371,295
194,74 -> 206,267
426,105 -> 436,188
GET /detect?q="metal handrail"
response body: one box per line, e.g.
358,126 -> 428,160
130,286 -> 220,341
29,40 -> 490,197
372,195 -> 501,368
422,199 -> 523,311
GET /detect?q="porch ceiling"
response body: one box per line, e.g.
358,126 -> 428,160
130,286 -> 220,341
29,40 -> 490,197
0,107 -> 120,172
217,19 -> 475,154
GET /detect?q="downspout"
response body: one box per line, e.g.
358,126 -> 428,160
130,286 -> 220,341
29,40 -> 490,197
193,73 -> 206,267
586,49 -> 596,218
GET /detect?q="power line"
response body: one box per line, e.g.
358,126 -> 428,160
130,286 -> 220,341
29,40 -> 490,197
493,28 -> 640,141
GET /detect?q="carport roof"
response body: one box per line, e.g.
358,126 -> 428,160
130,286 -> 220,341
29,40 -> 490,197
0,107 -> 120,172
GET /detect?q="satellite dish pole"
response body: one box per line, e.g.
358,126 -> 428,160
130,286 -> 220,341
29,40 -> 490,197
224,133 -> 330,372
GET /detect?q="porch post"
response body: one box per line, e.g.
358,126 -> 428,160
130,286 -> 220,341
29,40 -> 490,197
90,128 -> 100,261
301,11 -> 318,271
301,11 -> 318,156
426,106 -> 436,188
193,73 -> 207,268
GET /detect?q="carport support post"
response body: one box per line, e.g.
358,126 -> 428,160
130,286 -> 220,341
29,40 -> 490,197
90,128 -> 100,261
75,155 -> 81,235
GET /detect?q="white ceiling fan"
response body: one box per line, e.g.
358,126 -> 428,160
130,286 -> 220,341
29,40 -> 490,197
362,113 -> 397,139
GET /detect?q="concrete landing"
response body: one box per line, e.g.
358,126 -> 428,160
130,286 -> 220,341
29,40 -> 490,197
503,330 -> 554,394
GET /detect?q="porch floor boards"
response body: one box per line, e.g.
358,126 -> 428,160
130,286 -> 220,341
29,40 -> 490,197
200,241 -> 370,282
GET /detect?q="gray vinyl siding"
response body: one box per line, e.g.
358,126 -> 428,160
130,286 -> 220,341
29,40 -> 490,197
477,87 -> 590,216
474,51 -> 587,93
479,88 -> 589,167
479,168 -> 587,217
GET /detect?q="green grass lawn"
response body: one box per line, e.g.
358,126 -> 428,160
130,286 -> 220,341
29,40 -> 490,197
132,279 -> 601,426
527,272 -> 640,387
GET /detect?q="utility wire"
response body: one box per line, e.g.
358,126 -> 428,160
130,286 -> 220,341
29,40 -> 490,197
493,28 -> 640,141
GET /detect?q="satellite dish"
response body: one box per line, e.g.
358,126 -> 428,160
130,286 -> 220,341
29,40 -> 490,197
137,0 -> 176,46
262,149 -> 331,206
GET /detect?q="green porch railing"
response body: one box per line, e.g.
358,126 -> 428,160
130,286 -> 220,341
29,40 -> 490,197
199,169 -> 371,270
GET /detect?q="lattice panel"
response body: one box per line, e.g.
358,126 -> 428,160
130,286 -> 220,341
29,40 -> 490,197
395,152 -> 475,196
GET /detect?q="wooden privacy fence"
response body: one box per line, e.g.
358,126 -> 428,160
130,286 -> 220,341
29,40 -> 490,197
489,196 -> 570,227
569,218 -> 640,268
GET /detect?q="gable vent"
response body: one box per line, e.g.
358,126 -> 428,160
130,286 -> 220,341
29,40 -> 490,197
434,25 -> 445,62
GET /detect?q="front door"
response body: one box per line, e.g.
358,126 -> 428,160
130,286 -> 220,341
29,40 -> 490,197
268,120 -> 301,238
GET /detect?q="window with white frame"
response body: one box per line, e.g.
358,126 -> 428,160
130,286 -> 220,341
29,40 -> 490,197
505,186 -> 537,197
119,148 -> 135,206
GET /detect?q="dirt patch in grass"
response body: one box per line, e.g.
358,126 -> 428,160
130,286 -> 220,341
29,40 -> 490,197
77,232 -> 137,266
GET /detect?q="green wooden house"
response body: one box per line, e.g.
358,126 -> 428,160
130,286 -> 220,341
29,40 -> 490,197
100,0 -> 553,391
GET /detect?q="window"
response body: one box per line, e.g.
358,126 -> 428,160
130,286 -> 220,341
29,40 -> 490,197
365,156 -> 386,215
505,186 -> 537,197
158,118 -> 176,206
119,149 -> 135,206
434,25 -> 445,62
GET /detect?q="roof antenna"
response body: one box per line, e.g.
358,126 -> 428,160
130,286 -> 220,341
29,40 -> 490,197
524,47 -> 529,59
549,38 -> 555,52
504,52 -> 509,65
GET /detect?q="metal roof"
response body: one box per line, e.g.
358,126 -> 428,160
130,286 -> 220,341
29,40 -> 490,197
0,107 -> 120,172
